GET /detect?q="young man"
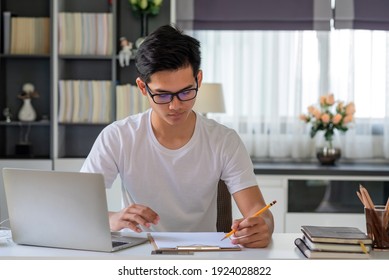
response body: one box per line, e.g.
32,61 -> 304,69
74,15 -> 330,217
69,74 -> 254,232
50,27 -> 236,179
81,25 -> 274,248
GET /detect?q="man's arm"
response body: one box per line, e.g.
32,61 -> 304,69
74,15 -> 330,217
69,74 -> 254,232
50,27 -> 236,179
231,185 -> 274,248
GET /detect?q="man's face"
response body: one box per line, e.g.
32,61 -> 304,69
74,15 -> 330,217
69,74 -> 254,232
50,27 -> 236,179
138,66 -> 202,126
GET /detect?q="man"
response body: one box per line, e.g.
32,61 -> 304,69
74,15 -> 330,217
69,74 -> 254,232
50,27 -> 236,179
81,25 -> 274,248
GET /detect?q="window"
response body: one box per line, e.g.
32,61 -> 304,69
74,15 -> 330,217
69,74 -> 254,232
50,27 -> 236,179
194,30 -> 389,160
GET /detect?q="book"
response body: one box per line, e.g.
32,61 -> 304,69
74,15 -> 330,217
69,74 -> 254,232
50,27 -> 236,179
58,80 -> 66,122
3,11 -> 11,54
294,238 -> 370,259
71,80 -> 81,123
301,225 -> 372,245
302,235 -> 371,253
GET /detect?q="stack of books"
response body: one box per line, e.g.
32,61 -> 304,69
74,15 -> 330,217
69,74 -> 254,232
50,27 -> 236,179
58,12 -> 113,55
2,12 -> 50,55
294,225 -> 373,259
58,80 -> 112,124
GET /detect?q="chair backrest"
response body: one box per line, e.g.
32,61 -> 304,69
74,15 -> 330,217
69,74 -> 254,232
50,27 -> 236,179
216,180 -> 232,233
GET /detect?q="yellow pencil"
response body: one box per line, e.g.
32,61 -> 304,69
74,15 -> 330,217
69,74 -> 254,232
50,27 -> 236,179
220,200 -> 277,241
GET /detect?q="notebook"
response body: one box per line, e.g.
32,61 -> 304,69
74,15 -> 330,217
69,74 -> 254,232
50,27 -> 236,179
2,168 -> 148,252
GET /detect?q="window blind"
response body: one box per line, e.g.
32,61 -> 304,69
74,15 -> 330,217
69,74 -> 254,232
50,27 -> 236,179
334,0 -> 389,30
176,0 -> 332,31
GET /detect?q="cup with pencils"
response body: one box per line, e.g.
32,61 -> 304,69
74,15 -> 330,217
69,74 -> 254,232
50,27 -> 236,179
357,185 -> 389,251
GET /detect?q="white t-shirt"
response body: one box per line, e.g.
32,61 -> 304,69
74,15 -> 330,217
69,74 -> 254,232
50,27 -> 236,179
81,109 -> 257,232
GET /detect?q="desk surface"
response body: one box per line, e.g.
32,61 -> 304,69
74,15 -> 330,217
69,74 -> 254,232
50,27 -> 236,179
1,232 -> 388,259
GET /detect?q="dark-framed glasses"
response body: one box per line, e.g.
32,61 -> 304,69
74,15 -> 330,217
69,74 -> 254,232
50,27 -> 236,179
145,78 -> 198,104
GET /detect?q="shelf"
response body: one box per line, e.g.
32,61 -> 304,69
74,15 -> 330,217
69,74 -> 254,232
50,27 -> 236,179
59,55 -> 113,60
0,54 -> 51,59
58,122 -> 110,126
0,155 -> 51,160
0,120 -> 50,126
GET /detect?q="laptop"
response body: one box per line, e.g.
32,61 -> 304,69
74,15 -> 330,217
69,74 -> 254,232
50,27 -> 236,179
2,168 -> 148,252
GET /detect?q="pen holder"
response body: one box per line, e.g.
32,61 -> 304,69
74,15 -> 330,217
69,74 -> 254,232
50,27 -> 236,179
365,205 -> 389,251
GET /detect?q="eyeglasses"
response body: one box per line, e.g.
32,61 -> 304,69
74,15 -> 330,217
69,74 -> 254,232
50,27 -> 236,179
145,78 -> 198,104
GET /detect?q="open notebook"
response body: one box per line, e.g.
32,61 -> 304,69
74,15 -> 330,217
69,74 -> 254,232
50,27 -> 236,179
2,168 -> 148,252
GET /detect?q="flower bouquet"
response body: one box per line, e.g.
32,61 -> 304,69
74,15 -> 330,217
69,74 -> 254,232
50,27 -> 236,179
300,93 -> 356,164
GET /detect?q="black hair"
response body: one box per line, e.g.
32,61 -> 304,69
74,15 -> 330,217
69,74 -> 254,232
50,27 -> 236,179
135,24 -> 201,83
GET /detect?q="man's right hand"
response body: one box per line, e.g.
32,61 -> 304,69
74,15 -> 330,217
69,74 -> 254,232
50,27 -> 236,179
108,204 -> 160,232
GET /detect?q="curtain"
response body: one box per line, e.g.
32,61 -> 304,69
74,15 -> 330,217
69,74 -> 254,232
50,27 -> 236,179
193,30 -> 389,161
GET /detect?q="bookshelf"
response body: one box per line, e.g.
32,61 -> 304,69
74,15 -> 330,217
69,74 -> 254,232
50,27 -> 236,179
0,0 -> 171,160
53,0 -> 171,160
0,0 -> 52,159
0,0 -> 171,223
54,0 -> 116,159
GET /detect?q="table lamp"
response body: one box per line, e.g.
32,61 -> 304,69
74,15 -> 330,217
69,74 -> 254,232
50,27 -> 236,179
193,83 -> 225,117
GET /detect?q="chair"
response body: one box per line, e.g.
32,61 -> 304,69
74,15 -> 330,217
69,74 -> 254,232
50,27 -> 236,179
216,180 -> 232,233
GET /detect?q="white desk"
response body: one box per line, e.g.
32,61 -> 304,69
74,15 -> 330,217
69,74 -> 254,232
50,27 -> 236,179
1,231 -> 388,259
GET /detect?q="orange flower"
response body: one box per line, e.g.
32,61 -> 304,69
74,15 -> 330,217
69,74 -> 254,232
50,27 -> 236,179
332,113 -> 342,125
325,93 -> 335,106
313,108 -> 322,120
321,113 -> 330,124
307,105 -> 316,115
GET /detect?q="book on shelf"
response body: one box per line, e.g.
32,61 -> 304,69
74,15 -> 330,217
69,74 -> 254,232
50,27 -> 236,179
294,238 -> 370,259
3,11 -> 11,54
71,80 -> 81,123
73,13 -> 83,55
301,225 -> 372,245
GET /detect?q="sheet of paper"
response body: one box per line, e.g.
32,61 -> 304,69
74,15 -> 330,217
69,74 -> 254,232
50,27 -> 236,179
150,232 -> 236,249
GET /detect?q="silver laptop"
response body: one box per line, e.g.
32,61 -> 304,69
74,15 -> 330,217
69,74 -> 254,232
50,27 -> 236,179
2,168 -> 148,252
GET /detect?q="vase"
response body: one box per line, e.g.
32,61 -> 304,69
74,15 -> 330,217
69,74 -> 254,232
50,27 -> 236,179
316,145 -> 341,165
18,98 -> 37,121
135,12 -> 149,48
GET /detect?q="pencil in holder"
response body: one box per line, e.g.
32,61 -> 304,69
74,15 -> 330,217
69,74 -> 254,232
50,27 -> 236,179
365,205 -> 389,251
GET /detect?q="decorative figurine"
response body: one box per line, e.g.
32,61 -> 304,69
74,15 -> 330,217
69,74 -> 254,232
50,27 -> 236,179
118,37 -> 133,67
17,83 -> 39,121
3,107 -> 12,122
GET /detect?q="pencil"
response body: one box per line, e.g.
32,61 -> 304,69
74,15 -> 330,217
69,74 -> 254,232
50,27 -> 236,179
220,200 -> 277,241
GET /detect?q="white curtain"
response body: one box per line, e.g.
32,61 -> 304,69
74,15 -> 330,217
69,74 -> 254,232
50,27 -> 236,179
193,30 -> 389,161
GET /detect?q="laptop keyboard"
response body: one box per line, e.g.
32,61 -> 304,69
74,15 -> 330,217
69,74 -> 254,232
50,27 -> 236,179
112,241 -> 130,247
